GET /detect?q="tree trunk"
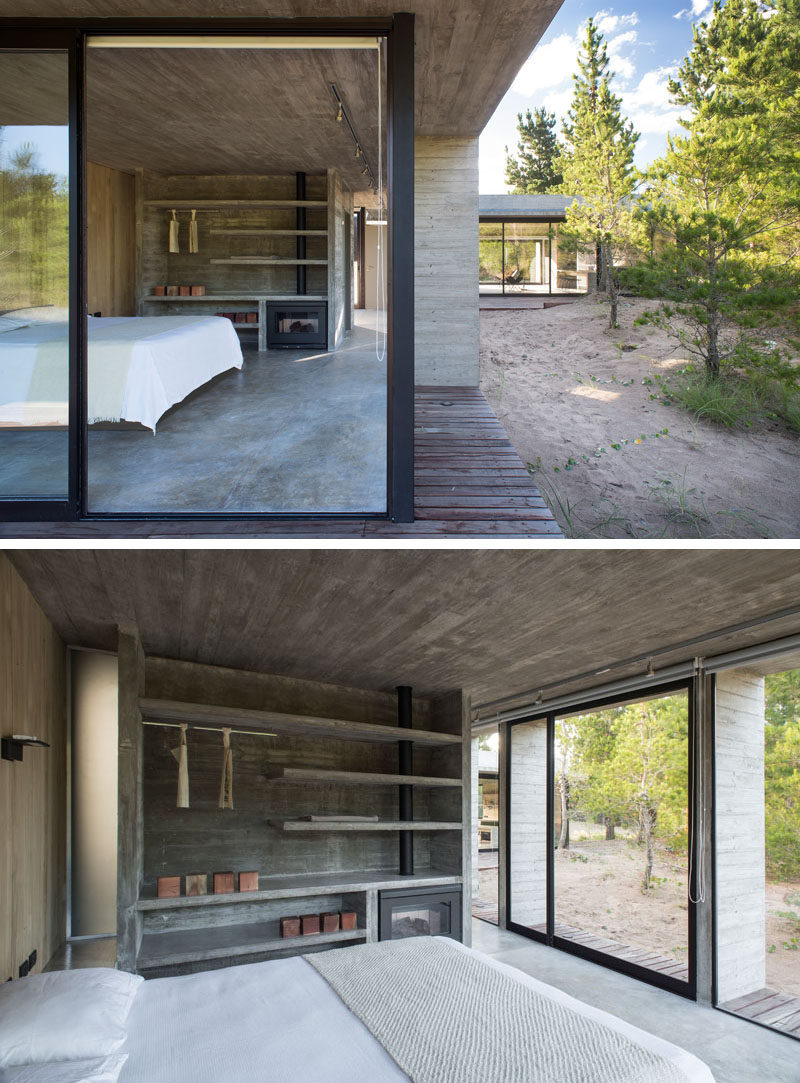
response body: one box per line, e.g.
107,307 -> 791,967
603,241 -> 618,329
640,796 -> 654,892
558,773 -> 570,850
605,818 -> 615,841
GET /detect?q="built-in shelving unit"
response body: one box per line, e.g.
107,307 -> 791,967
136,172 -> 338,348
119,646 -> 469,977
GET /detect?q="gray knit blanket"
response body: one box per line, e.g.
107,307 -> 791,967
306,938 -> 692,1083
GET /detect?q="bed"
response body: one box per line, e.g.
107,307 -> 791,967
0,938 -> 716,1083
0,313 -> 244,432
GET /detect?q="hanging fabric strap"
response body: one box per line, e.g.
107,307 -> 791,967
189,209 -> 199,254
171,722 -> 189,808
218,727 -> 233,810
169,209 -> 180,254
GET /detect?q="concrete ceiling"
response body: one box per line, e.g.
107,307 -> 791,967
0,1 -> 564,155
8,550 -> 800,710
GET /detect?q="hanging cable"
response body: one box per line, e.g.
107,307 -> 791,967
376,39 -> 387,364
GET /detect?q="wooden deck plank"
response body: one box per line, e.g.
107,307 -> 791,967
0,388 -> 561,539
721,985 -> 800,1037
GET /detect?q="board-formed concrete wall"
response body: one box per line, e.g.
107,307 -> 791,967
414,136 -> 479,386
508,718 -> 547,928
715,668 -> 766,1003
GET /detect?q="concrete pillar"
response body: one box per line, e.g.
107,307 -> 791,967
414,135 -> 479,385
471,736 -> 480,898
715,669 -> 766,1002
508,718 -> 548,929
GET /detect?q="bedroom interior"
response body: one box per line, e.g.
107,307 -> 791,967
2,547 -> 799,1083
0,36 -> 388,515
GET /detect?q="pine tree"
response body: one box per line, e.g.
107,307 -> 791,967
504,108 -> 563,194
629,0 -> 800,385
560,18 -> 641,328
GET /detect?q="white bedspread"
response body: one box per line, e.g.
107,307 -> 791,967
0,316 -> 243,431
115,942 -> 714,1083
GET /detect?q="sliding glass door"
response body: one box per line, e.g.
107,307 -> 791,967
0,45 -> 72,506
507,683 -> 695,997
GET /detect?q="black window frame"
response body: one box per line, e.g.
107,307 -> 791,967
505,677 -> 698,1001
0,15 -> 415,524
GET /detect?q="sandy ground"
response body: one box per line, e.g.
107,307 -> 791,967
479,297 -> 800,538
476,833 -> 800,997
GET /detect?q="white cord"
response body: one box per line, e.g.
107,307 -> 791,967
376,40 -> 387,364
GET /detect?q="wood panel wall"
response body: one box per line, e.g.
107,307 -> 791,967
414,136 -> 479,385
87,161 -> 136,317
0,554 -> 67,980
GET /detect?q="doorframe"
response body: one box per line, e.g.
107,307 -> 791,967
0,15 -> 414,524
505,677 -> 698,1001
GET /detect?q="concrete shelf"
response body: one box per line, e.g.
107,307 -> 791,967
137,924 -> 363,969
270,819 -> 462,832
139,698 -> 463,747
137,869 -> 462,911
265,766 -> 462,787
144,199 -> 327,209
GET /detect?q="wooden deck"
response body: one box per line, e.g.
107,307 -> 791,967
526,922 -> 690,983
721,987 -> 800,1039
0,388 -> 562,538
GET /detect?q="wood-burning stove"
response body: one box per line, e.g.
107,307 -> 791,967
266,301 -> 327,349
378,885 -> 463,942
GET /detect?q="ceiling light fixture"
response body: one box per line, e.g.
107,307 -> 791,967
329,82 -> 376,189
336,103 -> 343,123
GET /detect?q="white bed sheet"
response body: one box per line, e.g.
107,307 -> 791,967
117,941 -> 714,1083
0,316 -> 243,431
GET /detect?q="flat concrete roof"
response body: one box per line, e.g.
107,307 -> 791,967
479,194 -> 576,220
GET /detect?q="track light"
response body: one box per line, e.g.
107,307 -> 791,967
336,103 -> 343,123
354,143 -> 361,159
361,165 -> 369,175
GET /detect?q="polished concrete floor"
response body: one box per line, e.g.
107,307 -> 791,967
1,313 -> 387,513
471,920 -> 800,1083
44,935 -> 117,971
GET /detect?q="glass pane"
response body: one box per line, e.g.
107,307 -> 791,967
555,228 -> 589,293
0,51 -> 69,499
85,40 -> 387,514
503,239 -> 551,289
479,221 -> 503,240
553,692 -> 690,983
479,239 -> 503,287
504,221 -> 551,240
509,717 -> 548,934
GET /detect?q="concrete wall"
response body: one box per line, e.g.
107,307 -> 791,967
414,136 -> 479,386
71,650 -> 118,937
715,669 -> 766,1003
508,717 -> 547,928
0,554 -> 67,980
364,221 -> 387,311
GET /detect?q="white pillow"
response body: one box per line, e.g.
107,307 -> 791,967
0,1053 -> 128,1082
0,969 -> 143,1068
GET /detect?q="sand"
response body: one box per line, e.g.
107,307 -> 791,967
476,836 -> 800,997
479,297 -> 800,538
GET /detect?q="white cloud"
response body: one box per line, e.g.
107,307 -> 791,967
595,9 -> 640,35
674,0 -> 713,19
511,32 -> 577,95
622,67 -> 683,138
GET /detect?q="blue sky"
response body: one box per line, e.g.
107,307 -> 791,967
479,0 -> 718,192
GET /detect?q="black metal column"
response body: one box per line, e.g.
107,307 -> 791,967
296,171 -> 306,296
397,684 -> 414,875
387,12 -> 415,522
